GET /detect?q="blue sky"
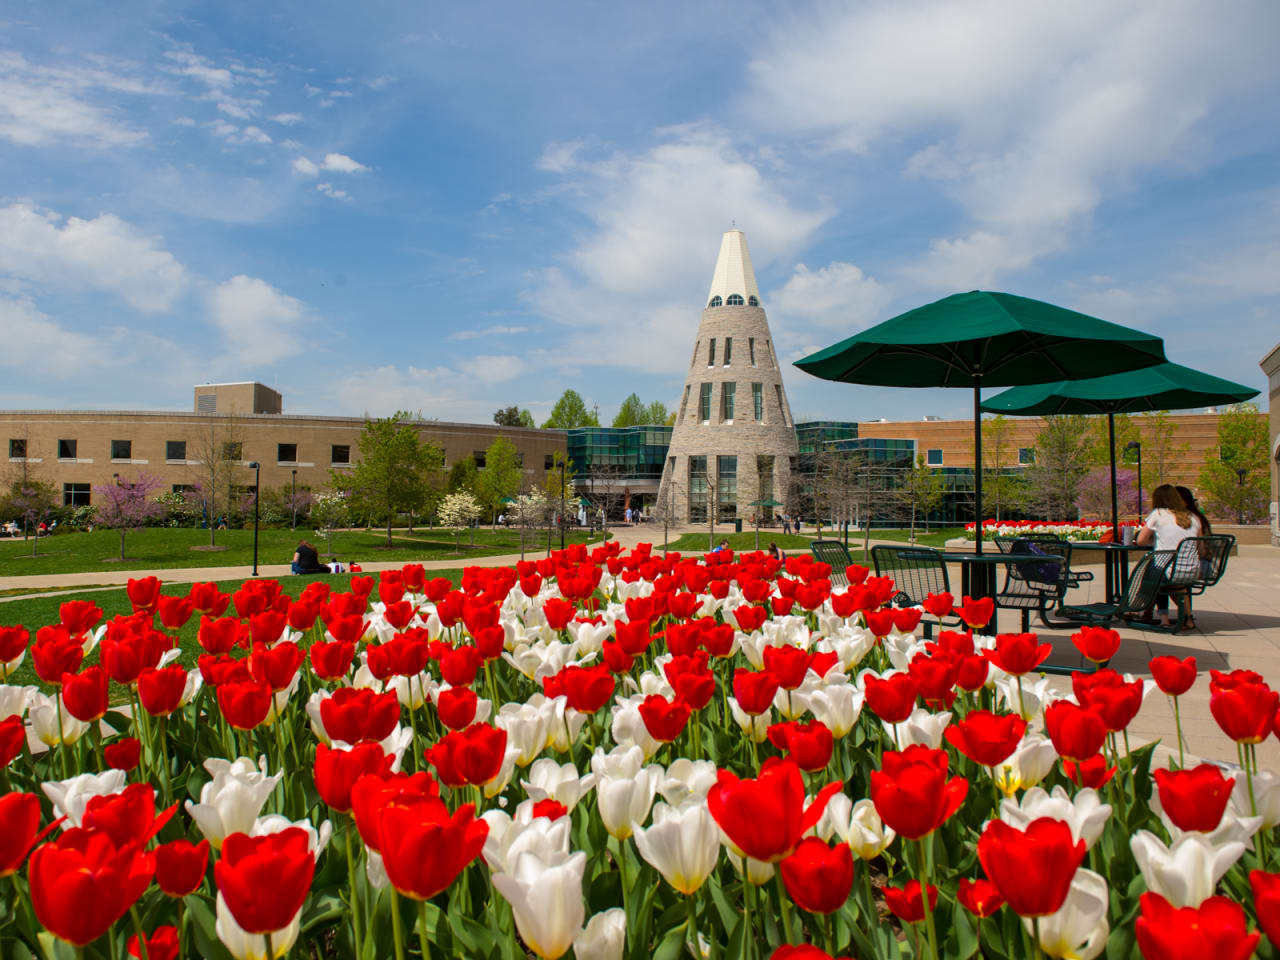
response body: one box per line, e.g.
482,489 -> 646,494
2,1 -> 1277,424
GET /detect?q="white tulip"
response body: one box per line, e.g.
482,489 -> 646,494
480,804 -> 572,876
251,814 -> 332,858
1231,770 -> 1280,829
521,758 -> 595,812
884,707 -> 951,749
988,734 -> 1059,797
796,679 -> 864,738
842,798 -> 896,860
180,669 -> 203,707
483,743 -> 524,798
574,908 -> 625,960
811,792 -> 850,842
1000,786 -> 1112,849
265,674 -> 300,724
493,850 -> 587,959
1,650 -> 27,681
818,629 -> 875,673
388,671 -> 437,712
0,683 -> 33,720
610,694 -> 661,759
994,673 -> 1057,722
364,848 -> 390,890
1025,868 -> 1109,960
724,850 -> 775,885
29,691 -> 90,747
1130,830 -> 1244,907
592,747 -> 660,839
728,697 -> 772,744
497,701 -> 553,766
215,892 -> 300,960
185,756 -> 283,849
658,758 -> 719,808
633,801 -> 721,895
545,697 -> 587,754
42,769 -> 126,827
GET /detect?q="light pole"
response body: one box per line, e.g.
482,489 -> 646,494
291,469 -> 298,530
248,462 -> 261,576
558,459 -> 566,551
1124,440 -> 1142,516
1236,467 -> 1248,524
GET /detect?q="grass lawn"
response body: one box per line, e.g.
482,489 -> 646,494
664,527 -> 964,556
0,525 -> 602,577
0,570 -> 464,699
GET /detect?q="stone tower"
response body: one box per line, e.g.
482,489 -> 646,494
657,229 -> 799,524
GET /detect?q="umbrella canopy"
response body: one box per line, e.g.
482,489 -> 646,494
982,361 -> 1259,535
794,291 -> 1167,552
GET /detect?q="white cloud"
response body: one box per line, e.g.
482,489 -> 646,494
270,112 -> 303,125
747,1 -> 1280,286
328,364 -> 509,422
0,298 -> 100,376
537,140 -> 585,173
0,202 -> 188,312
771,262 -> 892,333
0,51 -> 151,147
239,125 -> 271,144
207,275 -> 306,365
163,50 -> 233,89
456,354 -> 526,383
217,101 -> 252,120
315,182 -> 348,200
321,152 -> 369,174
173,116 -> 196,127
292,156 -> 319,176
450,324 -> 527,341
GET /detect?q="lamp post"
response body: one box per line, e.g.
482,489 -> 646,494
558,458 -> 566,551
291,469 -> 298,530
248,462 -> 261,576
1124,440 -> 1142,516
1236,466 -> 1248,524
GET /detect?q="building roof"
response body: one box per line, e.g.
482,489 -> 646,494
706,229 -> 760,305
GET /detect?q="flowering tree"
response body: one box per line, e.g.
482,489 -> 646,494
438,490 -> 481,553
92,473 -> 165,560
508,489 -> 548,560
6,481 -> 58,556
310,491 -> 350,556
1074,467 -> 1139,521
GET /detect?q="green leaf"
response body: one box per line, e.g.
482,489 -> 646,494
182,895 -> 235,960
652,922 -> 689,960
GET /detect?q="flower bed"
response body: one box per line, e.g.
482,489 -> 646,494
0,548 -> 1276,959
964,519 -> 1140,542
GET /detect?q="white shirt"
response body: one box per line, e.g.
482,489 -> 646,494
1144,507 -> 1201,559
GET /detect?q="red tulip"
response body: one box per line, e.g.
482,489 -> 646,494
1210,681 -> 1279,744
557,664 -> 616,714
440,644 -> 483,687
31,629 -> 84,685
155,838 -> 209,897
978,817 -> 1085,917
864,609 -> 896,638
708,759 -> 841,863
0,624 -> 29,663
864,673 -> 919,724
61,666 -> 109,723
188,582 -> 232,616
542,598 -> 576,630
433,686 -> 476,730
734,605 -> 768,633
768,720 -> 835,772
350,771 -> 442,852
601,639 -> 635,674
198,654 -> 250,689
1134,892 -> 1259,960
763,646 -> 815,690
0,715 -> 25,768
1044,701 -> 1108,762
137,665 -> 187,717
248,641 -> 305,691
1061,754 -> 1117,789
315,742 -> 394,812
884,880 -> 939,923
908,654 -> 958,709
217,680 -> 273,731
615,619 -> 654,656
126,577 -> 163,615
983,633 -> 1051,676
944,710 -> 1027,767
156,596 -> 194,631
638,694 -> 691,742
104,737 -> 141,771
214,828 -> 315,935
780,837 -> 854,914
954,654 -> 990,692
377,799 -> 488,901
1074,672 -> 1145,733
1153,764 -> 1235,833
1150,655 -> 1197,697
248,611 -> 288,647
0,792 -> 59,877
60,599 -> 104,637
320,687 -> 401,745
954,596 -> 994,630
81,783 -> 175,848
734,669 -> 780,715
770,948 -> 850,960
666,661 -> 716,711
1250,870 -> 1280,949
197,616 -> 247,655
287,599 -> 321,633
128,925 -> 179,960
1071,626 -> 1120,664
871,745 -> 968,840
427,724 -> 509,789
29,829 -> 155,946
1211,669 -> 1266,693
309,639 -> 356,682
922,592 -> 954,619
957,877 -> 1005,918
531,798 -> 569,820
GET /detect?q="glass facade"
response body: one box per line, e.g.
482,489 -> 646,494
717,455 -> 737,520
566,425 -> 674,480
795,421 -> 859,454
688,455 -> 708,522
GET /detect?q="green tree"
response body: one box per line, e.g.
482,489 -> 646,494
344,411 -> 444,546
517,409 -> 536,428
1026,415 -> 1092,519
1198,403 -> 1269,523
895,456 -> 946,540
494,406 -> 524,427
542,389 -> 599,429
446,456 -> 479,495
1137,410 -> 1190,495
3,480 -> 58,556
1085,412 -> 1141,469
612,393 -> 648,428
542,452 -> 578,510
981,415 -> 1029,520
477,435 -> 523,521
645,400 -> 670,426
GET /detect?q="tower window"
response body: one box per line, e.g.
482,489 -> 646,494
721,382 -> 736,421
774,385 -> 787,426
708,339 -> 716,366
752,382 -> 763,420
708,296 -> 722,308
691,341 -> 700,366
723,337 -> 732,365
749,337 -> 756,366
679,385 -> 690,423
699,383 -> 713,422
726,294 -> 744,306
748,295 -> 759,306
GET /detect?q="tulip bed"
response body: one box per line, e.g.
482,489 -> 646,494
1,543 -> 1278,960
964,520 -> 1140,542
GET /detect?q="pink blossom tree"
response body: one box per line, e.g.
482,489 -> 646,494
8,481 -> 59,557
1074,467 -> 1139,522
93,473 -> 166,560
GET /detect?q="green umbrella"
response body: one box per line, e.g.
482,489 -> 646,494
982,361 -> 1259,536
795,291 -> 1166,551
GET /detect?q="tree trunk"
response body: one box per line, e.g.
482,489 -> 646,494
120,529 -> 126,561
385,513 -> 393,548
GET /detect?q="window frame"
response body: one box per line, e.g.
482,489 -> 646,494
277,442 -> 298,464
721,382 -> 736,422
926,448 -> 944,467
331,444 -> 351,465
110,439 -> 132,461
752,382 -> 763,421
8,438 -> 26,459
708,338 -> 716,366
63,483 -> 91,507
723,337 -> 732,366
698,383 -> 713,422
165,440 -> 186,462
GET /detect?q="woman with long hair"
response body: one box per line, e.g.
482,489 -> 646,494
1136,484 -> 1201,627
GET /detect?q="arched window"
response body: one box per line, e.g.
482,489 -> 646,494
748,295 -> 759,306
708,295 -> 723,308
726,294 -> 744,306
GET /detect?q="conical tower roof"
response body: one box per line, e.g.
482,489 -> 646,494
657,230 -> 799,524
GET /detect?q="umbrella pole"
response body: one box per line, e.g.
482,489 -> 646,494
973,381 -> 983,556
1108,412 -> 1119,541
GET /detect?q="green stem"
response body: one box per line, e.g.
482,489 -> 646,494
915,839 -> 939,960
390,888 -> 406,960
344,823 -> 364,956
54,689 -> 70,780
743,876 -> 753,960
774,869 -> 796,945
687,890 -> 700,959
130,905 -> 152,960
264,929 -> 276,959
418,897 -> 432,960
823,912 -> 835,955
1033,915 -> 1043,956
1172,696 -> 1184,769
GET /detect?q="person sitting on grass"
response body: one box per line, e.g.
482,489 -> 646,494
291,539 -> 331,575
